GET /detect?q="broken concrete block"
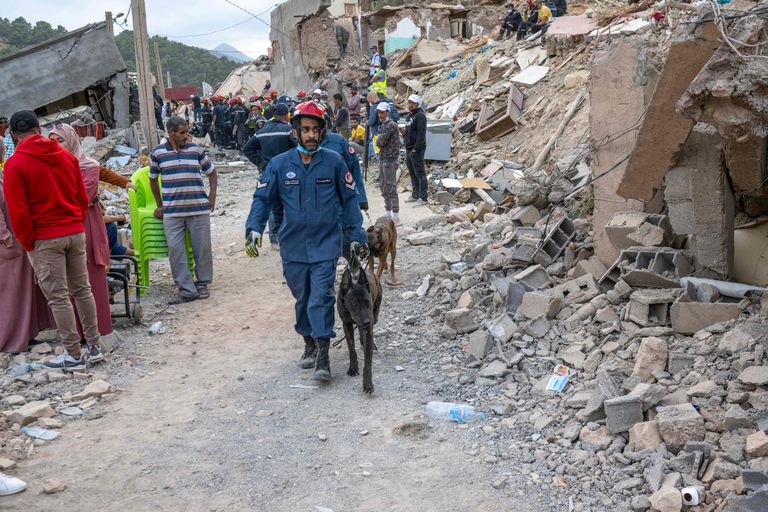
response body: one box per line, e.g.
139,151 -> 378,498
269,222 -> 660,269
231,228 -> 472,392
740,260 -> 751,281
64,379 -> 115,401
5,400 -> 56,426
629,421 -> 662,451
510,205 -> 541,227
406,231 -> 436,246
514,265 -> 551,290
744,431 -> 768,460
670,302 -> 741,335
605,212 -> 672,250
696,283 -> 721,303
478,360 -> 508,379
467,330 -> 493,360
719,324 -> 766,356
518,292 -> 562,320
742,470 -> 768,492
444,308 -> 480,334
657,403 -> 706,453
667,352 -> 696,375
546,274 -> 599,304
723,405 -> 752,430
627,382 -> 667,411
626,289 -> 681,327
524,317 -> 550,339
579,425 -> 612,450
572,256 -> 608,281
604,395 -> 644,433
632,337 -> 668,383
505,282 -> 526,315
600,247 -> 693,289
566,391 -> 592,409
531,216 -> 576,267
486,314 -> 517,343
703,457 -> 742,484
687,380 -> 724,398
738,366 -> 768,387
649,486 -> 682,512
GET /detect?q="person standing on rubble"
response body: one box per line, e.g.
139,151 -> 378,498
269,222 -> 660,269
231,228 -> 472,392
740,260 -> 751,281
149,116 -> 218,305
374,102 -> 402,225
347,83 -> 361,120
200,98 -> 213,143
499,8 -> 523,39
212,96 -> 227,148
244,101 -> 369,382
369,44 -> 382,77
403,94 -> 428,206
333,93 -> 351,140
242,103 -> 296,248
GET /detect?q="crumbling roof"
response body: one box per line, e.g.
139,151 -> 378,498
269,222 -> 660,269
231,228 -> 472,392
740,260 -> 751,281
367,3 -> 468,16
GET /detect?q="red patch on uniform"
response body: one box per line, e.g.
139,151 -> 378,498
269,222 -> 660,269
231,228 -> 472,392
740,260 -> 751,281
348,146 -> 355,155
344,171 -> 354,184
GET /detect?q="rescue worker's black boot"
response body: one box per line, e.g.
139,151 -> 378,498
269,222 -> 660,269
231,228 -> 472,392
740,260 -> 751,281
314,339 -> 331,382
299,336 -> 317,369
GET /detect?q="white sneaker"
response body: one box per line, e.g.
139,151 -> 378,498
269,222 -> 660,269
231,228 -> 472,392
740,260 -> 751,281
0,473 -> 26,496
415,199 -> 427,207
44,349 -> 85,371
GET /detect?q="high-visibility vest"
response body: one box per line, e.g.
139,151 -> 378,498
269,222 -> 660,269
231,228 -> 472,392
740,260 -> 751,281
370,69 -> 387,96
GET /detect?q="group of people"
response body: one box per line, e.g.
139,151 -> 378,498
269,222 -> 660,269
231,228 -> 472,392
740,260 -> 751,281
499,0 -> 567,40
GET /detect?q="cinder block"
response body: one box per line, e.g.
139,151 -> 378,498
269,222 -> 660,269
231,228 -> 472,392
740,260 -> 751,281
604,395 -> 644,433
546,274 -> 599,304
514,265 -> 551,290
518,292 -> 562,320
510,205 -> 541,227
626,289 -> 682,327
670,301 -> 742,335
531,217 -> 576,266
599,247 -> 693,289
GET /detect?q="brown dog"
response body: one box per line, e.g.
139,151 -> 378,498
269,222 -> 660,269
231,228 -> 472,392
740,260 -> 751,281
366,216 -> 398,285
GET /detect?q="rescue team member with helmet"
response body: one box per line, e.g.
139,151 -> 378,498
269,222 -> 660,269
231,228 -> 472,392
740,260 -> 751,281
245,102 -> 368,382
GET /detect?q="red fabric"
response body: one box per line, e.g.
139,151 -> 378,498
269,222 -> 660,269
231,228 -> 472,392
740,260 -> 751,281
3,134 -> 88,251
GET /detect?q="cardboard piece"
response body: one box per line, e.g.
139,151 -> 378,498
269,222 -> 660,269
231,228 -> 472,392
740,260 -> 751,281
460,178 -> 492,190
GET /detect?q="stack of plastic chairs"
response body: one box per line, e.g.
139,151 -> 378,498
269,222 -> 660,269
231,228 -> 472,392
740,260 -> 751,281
128,167 -> 194,294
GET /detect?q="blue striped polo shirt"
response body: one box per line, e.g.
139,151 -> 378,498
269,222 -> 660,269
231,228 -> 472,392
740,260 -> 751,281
149,142 -> 215,218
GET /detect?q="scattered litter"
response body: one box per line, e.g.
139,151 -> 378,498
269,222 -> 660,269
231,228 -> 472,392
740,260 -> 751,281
20,427 -> 60,440
148,321 -> 165,336
289,384 -> 319,390
546,365 -> 571,393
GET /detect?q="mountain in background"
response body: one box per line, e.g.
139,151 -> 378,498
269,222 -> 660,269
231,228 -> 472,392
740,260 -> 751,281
210,43 -> 252,63
115,33 -> 242,90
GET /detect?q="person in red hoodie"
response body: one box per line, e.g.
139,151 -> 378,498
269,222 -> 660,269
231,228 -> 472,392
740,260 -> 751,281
3,111 -> 103,370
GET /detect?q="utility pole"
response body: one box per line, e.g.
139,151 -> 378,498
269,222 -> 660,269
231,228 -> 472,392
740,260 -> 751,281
131,0 -> 159,148
154,41 -> 165,98
167,70 -> 172,89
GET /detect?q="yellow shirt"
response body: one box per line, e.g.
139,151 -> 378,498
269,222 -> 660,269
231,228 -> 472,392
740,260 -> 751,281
538,5 -> 552,23
351,125 -> 365,142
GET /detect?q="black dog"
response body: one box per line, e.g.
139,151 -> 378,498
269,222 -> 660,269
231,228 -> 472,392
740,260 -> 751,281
337,256 -> 382,394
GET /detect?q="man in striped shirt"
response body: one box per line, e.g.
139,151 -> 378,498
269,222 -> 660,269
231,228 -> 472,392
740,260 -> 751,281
149,116 -> 218,304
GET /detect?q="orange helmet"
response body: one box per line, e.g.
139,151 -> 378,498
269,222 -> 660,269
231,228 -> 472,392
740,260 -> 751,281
291,101 -> 327,128
269,90 -> 278,98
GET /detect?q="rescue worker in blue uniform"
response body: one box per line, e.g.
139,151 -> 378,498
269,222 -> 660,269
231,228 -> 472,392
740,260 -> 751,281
245,101 -> 369,382
321,131 -> 368,211
242,103 -> 296,247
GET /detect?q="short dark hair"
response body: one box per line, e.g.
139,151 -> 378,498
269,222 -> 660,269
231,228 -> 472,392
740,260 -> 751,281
333,93 -> 343,102
166,116 -> 188,132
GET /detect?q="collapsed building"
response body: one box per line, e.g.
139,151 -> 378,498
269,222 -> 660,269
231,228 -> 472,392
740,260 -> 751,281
0,14 -> 129,130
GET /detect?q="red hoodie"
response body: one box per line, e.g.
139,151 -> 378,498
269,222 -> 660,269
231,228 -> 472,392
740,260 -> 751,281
3,134 -> 88,251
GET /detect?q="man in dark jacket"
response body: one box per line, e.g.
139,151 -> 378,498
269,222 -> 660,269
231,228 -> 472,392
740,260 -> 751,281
242,103 -> 296,246
375,102 -> 401,225
200,99 -> 213,143
403,94 -> 428,205
499,8 -> 523,39
333,93 -> 351,140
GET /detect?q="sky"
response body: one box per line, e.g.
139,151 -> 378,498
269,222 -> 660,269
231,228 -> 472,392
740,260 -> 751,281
2,0 -> 278,58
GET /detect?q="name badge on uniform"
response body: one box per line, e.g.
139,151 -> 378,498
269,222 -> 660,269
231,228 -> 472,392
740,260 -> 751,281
257,180 -> 268,189
284,179 -> 300,186
316,178 -> 332,184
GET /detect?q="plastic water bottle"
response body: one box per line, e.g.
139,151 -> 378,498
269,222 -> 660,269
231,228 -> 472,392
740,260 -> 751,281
20,427 -> 60,440
148,321 -> 164,336
425,401 -> 486,423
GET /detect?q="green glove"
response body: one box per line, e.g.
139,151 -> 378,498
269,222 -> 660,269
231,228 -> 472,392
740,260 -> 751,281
245,229 -> 262,258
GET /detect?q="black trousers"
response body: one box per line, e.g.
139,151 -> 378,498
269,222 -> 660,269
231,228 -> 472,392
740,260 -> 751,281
406,148 -> 427,201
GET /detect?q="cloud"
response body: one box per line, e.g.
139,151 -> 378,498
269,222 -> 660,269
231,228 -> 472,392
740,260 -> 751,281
2,0 -> 275,57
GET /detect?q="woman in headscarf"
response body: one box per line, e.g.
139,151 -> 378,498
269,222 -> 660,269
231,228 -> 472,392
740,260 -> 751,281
0,161 -> 54,353
49,124 -> 113,340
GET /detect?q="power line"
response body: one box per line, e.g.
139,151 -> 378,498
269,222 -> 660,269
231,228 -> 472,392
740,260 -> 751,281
164,4 -> 277,38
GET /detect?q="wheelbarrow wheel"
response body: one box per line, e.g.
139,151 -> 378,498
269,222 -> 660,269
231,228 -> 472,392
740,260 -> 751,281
131,303 -> 144,325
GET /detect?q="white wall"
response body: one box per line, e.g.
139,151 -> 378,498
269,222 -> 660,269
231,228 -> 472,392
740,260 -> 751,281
328,0 -> 358,17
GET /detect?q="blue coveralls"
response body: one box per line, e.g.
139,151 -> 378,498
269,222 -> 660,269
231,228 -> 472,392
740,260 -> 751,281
246,148 -> 367,341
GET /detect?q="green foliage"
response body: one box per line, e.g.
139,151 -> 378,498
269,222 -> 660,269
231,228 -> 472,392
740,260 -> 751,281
115,32 -> 242,91
0,17 -> 67,56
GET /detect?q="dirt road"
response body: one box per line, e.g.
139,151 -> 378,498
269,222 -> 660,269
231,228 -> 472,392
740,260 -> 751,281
4,169 -> 537,512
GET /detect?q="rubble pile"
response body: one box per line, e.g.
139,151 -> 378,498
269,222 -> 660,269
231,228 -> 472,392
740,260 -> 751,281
368,1 -> 768,510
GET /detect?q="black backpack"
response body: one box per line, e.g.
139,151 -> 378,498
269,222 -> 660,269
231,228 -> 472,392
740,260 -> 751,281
380,55 -> 388,70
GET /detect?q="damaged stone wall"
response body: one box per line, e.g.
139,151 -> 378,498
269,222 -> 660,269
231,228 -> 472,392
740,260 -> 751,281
678,13 -> 768,140
589,39 -> 661,266
300,12 -> 341,76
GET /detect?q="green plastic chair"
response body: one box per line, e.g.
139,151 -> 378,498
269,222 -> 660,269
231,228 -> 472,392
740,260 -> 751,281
129,167 -> 194,294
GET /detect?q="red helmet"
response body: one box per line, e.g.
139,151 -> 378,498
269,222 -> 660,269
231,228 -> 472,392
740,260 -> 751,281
291,101 -> 327,128
296,90 -> 307,98
269,90 -> 278,98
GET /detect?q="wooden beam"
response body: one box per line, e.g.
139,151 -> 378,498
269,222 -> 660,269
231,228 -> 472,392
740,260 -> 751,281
131,0 -> 159,148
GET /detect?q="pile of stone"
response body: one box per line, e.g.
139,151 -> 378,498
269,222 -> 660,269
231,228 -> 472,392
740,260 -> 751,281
398,202 -> 768,511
